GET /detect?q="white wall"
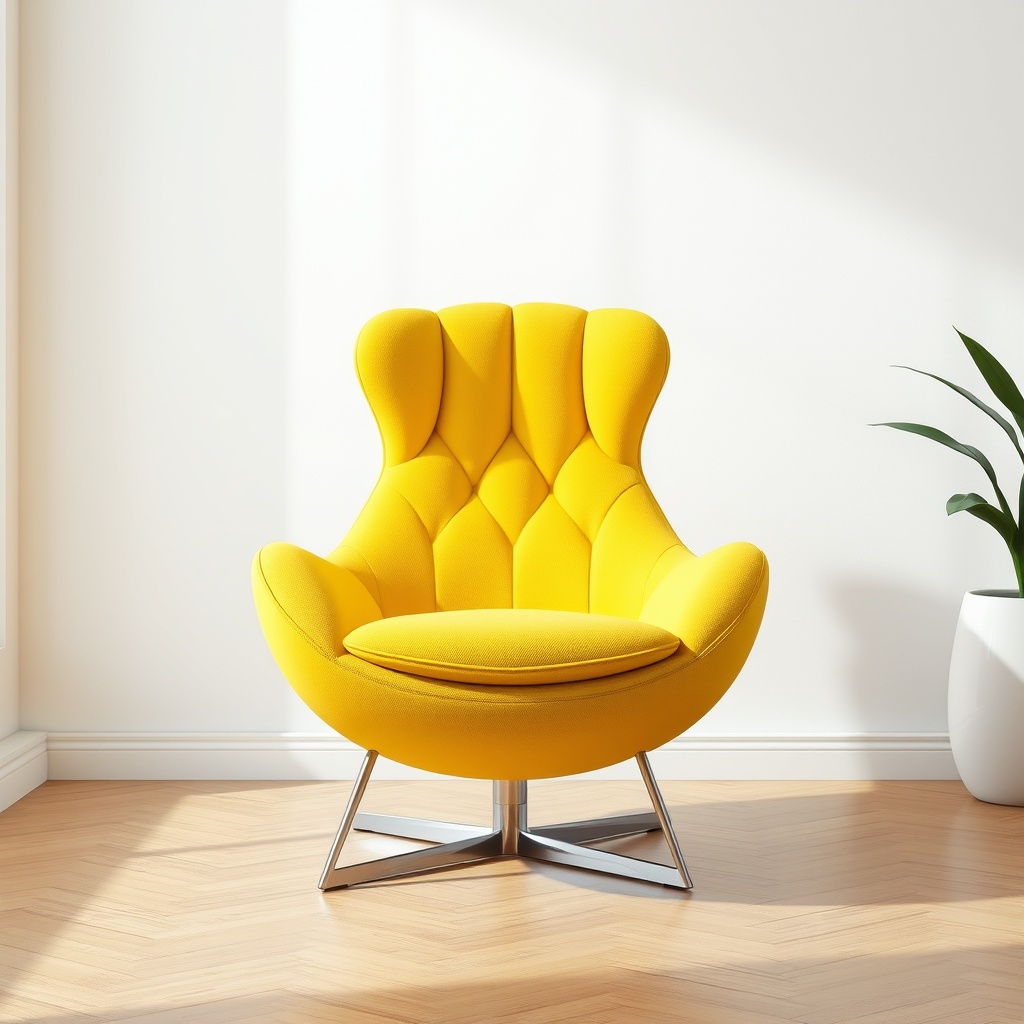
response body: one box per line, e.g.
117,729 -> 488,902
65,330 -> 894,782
19,2 -> 1024,767
0,0 -> 18,741
20,0 -> 291,733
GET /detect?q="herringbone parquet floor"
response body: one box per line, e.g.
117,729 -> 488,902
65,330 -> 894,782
1,779 -> 1022,1023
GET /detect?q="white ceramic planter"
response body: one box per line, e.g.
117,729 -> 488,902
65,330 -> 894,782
948,589 -> 1024,806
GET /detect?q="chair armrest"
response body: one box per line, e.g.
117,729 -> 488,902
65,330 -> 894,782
252,541 -> 383,658
639,542 -> 768,657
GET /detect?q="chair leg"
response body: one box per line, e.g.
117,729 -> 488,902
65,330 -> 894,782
530,810 -> 661,844
321,830 -> 504,890
518,831 -> 689,890
636,750 -> 693,889
319,748 -> 379,890
354,812 -> 491,845
317,748 -> 693,892
320,749 -> 502,890
518,753 -> 692,891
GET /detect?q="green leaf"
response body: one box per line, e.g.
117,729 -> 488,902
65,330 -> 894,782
895,364 -> 1024,464
872,421 -> 1013,517
1019,475 -> 1024,560
956,328 -> 1024,437
946,492 -> 1018,551
945,491 -> 990,515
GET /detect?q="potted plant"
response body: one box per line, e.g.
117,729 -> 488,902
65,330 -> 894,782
876,329 -> 1024,805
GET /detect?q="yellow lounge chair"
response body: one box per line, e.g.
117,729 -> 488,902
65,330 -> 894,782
253,303 -> 768,892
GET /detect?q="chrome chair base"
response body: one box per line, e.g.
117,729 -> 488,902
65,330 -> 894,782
319,750 -> 693,892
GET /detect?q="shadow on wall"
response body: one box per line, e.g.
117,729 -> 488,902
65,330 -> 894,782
443,0 -> 1024,262
828,579 -> 958,733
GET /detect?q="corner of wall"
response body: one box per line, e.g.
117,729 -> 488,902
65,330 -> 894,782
0,1 -> 34,816
0,730 -> 45,812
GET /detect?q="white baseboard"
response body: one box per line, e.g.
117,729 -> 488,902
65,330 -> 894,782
0,731 -> 48,811
44,731 -> 958,782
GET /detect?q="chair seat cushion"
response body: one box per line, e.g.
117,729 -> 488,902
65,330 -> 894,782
343,608 -> 680,685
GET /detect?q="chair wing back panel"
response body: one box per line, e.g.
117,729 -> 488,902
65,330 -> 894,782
355,307 -> 443,467
334,302 -> 689,619
583,308 -> 670,470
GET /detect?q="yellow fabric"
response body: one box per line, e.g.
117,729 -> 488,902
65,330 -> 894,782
551,434 -> 640,543
336,487 -> 435,618
331,302 -> 693,618
512,496 -> 590,612
640,542 -> 768,657
436,303 -> 513,484
590,482 -> 683,618
252,302 -> 770,779
510,303 -> 589,483
344,608 -> 679,684
476,435 -> 550,544
433,496 -> 512,611
254,543 -> 382,657
355,308 -> 442,468
583,308 -> 669,470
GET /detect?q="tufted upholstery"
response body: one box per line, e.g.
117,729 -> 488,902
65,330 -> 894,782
253,303 -> 769,780
334,302 -> 683,619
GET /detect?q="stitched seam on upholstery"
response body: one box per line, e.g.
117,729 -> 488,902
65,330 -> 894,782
588,481 -> 644,604
408,430 -> 439,463
422,431 -> 473,538
337,647 -> 704,705
428,430 -> 473,488
338,552 -> 767,704
517,424 -> 589,493
256,550 -> 342,660
471,434 -> 549,550
550,499 -> 590,545
687,553 -> 768,660
381,480 -> 434,543
476,435 -> 525,544
544,426 -> 594,542
552,433 -> 627,539
434,424 -> 464,479
258,551 -> 726,711
511,431 -> 552,490
560,424 -> 590,486
474,500 -> 512,560
345,639 -> 680,676
332,544 -> 382,609
474,429 -> 547,494
640,543 -> 685,610
510,310 -> 588,490
590,481 -> 642,547
434,312 -> 513,488
375,483 -> 437,613
509,315 -> 519,485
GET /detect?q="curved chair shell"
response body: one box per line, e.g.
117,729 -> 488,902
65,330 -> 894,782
253,302 -> 769,781
254,544 -> 767,779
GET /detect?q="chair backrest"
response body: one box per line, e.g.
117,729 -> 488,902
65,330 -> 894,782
329,302 -> 691,619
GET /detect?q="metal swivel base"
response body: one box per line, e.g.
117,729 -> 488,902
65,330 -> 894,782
319,750 -> 693,892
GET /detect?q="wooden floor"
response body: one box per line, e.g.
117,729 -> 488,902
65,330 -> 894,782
1,779 -> 1023,1023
